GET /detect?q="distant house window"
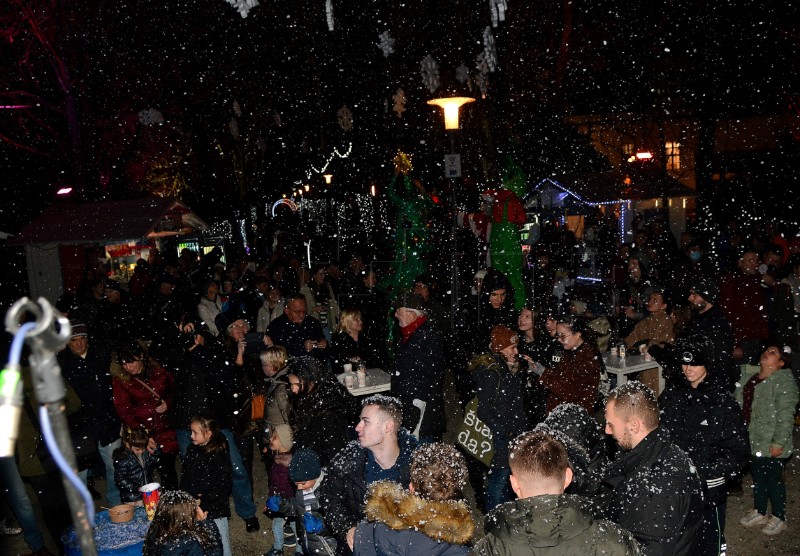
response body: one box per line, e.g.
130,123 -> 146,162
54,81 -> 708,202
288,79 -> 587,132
622,142 -> 634,156
666,141 -> 681,171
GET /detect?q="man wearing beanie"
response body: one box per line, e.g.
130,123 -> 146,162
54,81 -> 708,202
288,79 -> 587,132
684,275 -> 738,391
267,447 -> 336,555
469,325 -> 528,511
392,293 -> 446,442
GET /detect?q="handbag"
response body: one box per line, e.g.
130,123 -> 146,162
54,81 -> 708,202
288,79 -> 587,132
456,396 -> 494,467
251,394 -> 266,420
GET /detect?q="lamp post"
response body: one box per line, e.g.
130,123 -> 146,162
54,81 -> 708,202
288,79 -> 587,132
428,95 -> 475,329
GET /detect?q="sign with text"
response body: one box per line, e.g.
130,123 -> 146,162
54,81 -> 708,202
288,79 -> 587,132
444,154 -> 462,178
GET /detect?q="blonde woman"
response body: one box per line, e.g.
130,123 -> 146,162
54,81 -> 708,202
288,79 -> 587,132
258,346 -> 291,428
329,307 -> 366,375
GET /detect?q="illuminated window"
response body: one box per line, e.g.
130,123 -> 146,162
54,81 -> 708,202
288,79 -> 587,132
622,142 -> 634,156
665,142 -> 681,171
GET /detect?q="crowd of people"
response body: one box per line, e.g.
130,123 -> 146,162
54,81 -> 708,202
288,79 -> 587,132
2,215 -> 800,556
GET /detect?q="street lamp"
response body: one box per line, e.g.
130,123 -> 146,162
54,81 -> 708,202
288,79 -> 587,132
428,94 -> 475,331
323,173 -> 333,185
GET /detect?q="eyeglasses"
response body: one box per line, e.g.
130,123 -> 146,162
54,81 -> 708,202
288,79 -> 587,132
229,323 -> 249,330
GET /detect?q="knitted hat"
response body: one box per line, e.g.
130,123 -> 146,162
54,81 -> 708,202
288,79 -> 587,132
680,346 -> 707,367
395,292 -> 427,313
273,424 -> 294,452
289,448 -> 321,482
490,325 -> 518,352
70,320 -> 88,338
689,275 -> 719,305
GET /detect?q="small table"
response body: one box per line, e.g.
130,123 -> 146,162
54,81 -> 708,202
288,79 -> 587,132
64,506 -> 150,556
603,353 -> 664,396
337,368 -> 391,396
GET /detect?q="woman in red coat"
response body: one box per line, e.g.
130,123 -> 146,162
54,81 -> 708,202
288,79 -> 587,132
114,342 -> 179,488
539,316 -> 603,416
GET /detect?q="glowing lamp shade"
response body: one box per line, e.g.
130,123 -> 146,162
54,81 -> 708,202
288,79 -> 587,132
323,174 -> 333,185
635,151 -> 653,160
56,187 -> 73,195
304,184 -> 310,192
427,97 -> 475,130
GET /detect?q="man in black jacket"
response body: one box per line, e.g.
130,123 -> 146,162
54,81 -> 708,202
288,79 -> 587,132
660,339 -> 749,556
58,321 -> 122,506
391,293 -> 445,441
320,395 -> 418,554
602,381 -> 703,556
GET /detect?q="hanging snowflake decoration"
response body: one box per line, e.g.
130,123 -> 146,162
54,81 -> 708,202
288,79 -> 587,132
456,63 -> 470,84
392,88 -> 407,118
325,0 -> 335,31
232,100 -> 242,118
377,31 -> 395,57
420,55 -> 440,93
225,0 -> 259,18
138,108 -> 164,126
483,27 -> 498,72
273,112 -> 282,126
338,105 -> 354,131
475,53 -> 490,98
489,0 -> 508,28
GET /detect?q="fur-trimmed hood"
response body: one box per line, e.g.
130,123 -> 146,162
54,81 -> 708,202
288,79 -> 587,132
364,481 -> 474,546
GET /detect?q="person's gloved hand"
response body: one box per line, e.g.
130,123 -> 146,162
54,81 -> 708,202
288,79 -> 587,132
304,512 -> 324,534
265,495 -> 281,513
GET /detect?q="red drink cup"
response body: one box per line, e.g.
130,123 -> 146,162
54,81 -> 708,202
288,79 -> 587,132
139,482 -> 161,520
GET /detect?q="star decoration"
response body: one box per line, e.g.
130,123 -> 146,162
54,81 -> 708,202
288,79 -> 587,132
420,54 -> 440,93
456,63 -> 470,84
392,88 -> 407,118
338,105 -> 353,131
393,151 -> 413,175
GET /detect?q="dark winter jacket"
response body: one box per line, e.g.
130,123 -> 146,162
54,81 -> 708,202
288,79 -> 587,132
291,374 -> 361,466
659,377 -> 749,507
473,494 -> 640,555
320,430 -> 419,543
180,442 -> 232,520
683,306 -> 737,391
275,470 -> 338,555
392,318 -> 446,439
471,353 -> 528,469
58,346 -> 121,446
329,331 -> 366,375
354,481 -> 474,556
267,314 -> 326,358
143,519 -> 223,556
539,341 -> 601,416
113,446 -> 161,504
601,427 -> 703,556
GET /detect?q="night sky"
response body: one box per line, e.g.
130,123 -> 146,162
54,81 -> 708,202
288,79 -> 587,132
1,0 -> 798,232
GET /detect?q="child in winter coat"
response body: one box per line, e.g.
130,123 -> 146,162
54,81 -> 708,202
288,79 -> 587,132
266,447 -> 337,555
263,424 -> 298,556
113,426 -> 161,505
143,489 -> 222,556
180,415 -> 233,556
352,443 -> 475,556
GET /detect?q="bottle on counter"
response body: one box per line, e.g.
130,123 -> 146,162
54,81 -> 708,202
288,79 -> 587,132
618,343 -> 626,360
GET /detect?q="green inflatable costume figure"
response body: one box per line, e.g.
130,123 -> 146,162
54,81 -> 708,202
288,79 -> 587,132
382,151 -> 433,294
485,157 -> 527,309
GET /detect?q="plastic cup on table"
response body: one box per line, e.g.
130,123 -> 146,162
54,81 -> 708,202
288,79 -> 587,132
139,482 -> 161,520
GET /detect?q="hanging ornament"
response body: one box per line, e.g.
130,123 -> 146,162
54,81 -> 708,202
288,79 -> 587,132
420,55 -> 440,93
489,0 -> 508,28
225,0 -> 259,18
475,53 -> 490,98
483,27 -> 498,72
325,0 -> 335,31
393,150 -> 413,175
392,88 -> 407,118
273,112 -> 282,126
377,30 -> 395,57
456,63 -> 470,84
338,105 -> 354,131
229,117 -> 241,139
